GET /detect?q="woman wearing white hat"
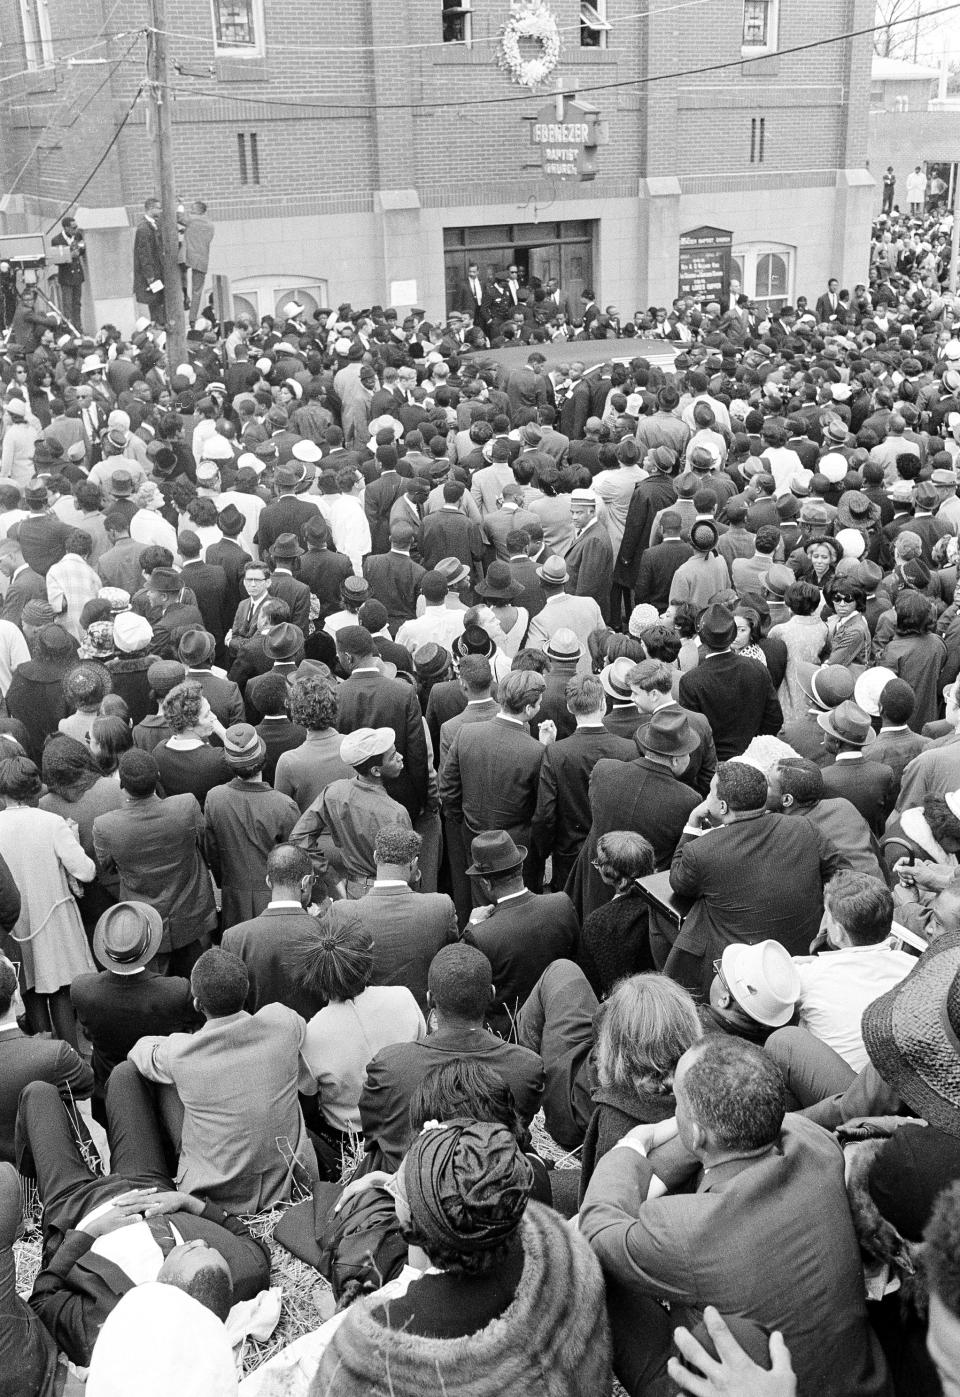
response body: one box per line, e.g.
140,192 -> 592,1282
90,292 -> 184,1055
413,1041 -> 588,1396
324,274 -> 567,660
0,395 -> 38,488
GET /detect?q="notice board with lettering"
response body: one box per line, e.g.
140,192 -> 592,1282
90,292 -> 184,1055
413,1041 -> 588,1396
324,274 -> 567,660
678,226 -> 733,304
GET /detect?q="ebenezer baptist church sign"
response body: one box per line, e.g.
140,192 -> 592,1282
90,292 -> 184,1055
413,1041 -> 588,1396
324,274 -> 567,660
530,95 -> 604,181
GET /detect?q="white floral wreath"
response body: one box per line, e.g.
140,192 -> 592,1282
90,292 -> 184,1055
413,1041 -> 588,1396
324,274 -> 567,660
497,0 -> 562,89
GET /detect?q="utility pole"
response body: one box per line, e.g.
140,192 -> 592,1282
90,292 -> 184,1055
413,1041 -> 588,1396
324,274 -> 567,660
950,164 -> 960,296
145,0 -> 186,371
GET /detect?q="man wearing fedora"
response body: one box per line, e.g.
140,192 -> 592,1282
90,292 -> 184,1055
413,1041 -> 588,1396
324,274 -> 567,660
17,481 -> 71,577
177,628 -> 243,727
666,761 -> 838,993
267,536 -> 311,635
203,724 -> 299,929
570,709 -> 701,921
526,555 -> 603,674
298,513 -> 354,618
255,464 -> 320,557
600,655 -> 645,739
531,674 -> 635,893
819,700 -> 896,835
243,622 -> 305,724
628,659 -> 717,796
440,669 -> 548,904
70,903 -> 199,1124
537,629 -> 583,742
566,488 -> 613,624
176,530 -> 229,654
462,830 -> 578,1037
140,566 -> 204,660
679,603 -> 783,761
778,659 -> 854,765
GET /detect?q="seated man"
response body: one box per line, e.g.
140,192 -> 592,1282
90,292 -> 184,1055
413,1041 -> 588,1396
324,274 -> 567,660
579,1036 -> 890,1397
222,844 -> 327,1019
128,947 -> 319,1214
325,825 -> 457,1015
666,760 -> 838,992
0,954 -> 92,1165
462,830 -> 579,1037
17,1072 -> 270,1367
792,871 -> 915,1071
358,943 -> 545,1170
70,902 -> 200,1125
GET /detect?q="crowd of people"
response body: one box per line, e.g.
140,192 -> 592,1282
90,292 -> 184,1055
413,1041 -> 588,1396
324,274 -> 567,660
1,201 -> 960,1395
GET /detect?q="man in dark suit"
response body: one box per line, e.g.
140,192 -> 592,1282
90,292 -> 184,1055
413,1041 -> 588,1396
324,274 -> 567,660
18,1072 -> 270,1366
814,278 -> 842,325
363,444 -> 406,554
559,365 -> 593,442
614,447 -> 680,599
454,260 -> 488,331
462,831 -> 579,1036
630,659 -> 717,796
679,603 -> 783,761
178,531 -> 228,653
358,943 -> 544,1170
222,845 -> 327,1019
336,625 -> 429,821
132,197 -> 165,322
506,531 -> 546,617
326,826 -> 457,1014
244,623 -> 305,723
207,506 -> 251,619
0,538 -> 46,628
440,669 -> 547,893
570,709 -> 700,920
70,902 -> 199,1123
267,537 -> 312,635
255,465 -> 320,556
419,481 -> 485,576
632,512 -> 694,610
600,657 -> 644,739
0,955 -> 91,1162
177,628 -> 244,726
566,489 -> 613,622
819,701 -> 896,836
667,760 -> 838,993
362,522 -> 425,633
298,514 -> 353,616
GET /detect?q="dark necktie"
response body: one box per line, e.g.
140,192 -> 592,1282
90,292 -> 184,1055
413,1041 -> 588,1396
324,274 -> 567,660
145,1212 -> 177,1256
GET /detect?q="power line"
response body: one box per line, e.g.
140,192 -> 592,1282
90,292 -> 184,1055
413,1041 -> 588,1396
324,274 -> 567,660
159,0 -> 960,114
42,84 -> 143,236
0,26 -> 144,88
150,0 -> 714,55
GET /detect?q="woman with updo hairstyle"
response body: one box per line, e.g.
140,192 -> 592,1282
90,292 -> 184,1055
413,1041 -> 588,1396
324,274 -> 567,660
312,1117 -> 610,1397
89,715 -> 133,778
0,753 -> 95,1045
579,830 -> 657,997
299,918 -> 425,1173
153,680 -> 229,805
59,663 -> 111,744
880,589 -> 948,731
822,579 -> 871,669
769,579 -> 829,722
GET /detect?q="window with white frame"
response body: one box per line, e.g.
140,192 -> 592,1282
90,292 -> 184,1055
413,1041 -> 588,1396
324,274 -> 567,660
732,242 -> 794,315
229,277 -> 330,326
741,0 -> 778,56
442,0 -> 471,44
19,0 -> 53,69
580,0 -> 611,48
211,0 -> 265,56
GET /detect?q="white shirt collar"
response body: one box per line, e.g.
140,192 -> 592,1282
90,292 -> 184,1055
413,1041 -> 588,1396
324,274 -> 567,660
373,879 -> 409,888
268,899 -> 304,909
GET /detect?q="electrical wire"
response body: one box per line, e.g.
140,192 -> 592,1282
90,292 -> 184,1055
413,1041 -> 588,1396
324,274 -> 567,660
150,0 -> 716,55
41,83 -> 143,236
0,25 -> 144,87
157,0 -> 960,114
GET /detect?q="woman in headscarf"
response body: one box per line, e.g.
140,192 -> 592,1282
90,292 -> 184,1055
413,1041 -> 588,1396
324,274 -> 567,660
313,1118 -> 610,1397
5,624 -> 79,764
0,754 -> 95,1045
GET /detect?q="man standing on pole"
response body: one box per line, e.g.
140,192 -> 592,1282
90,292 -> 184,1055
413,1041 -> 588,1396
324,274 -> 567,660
132,197 -> 165,325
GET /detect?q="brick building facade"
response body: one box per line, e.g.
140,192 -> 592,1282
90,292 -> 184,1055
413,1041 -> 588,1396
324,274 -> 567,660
0,0 -> 876,331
